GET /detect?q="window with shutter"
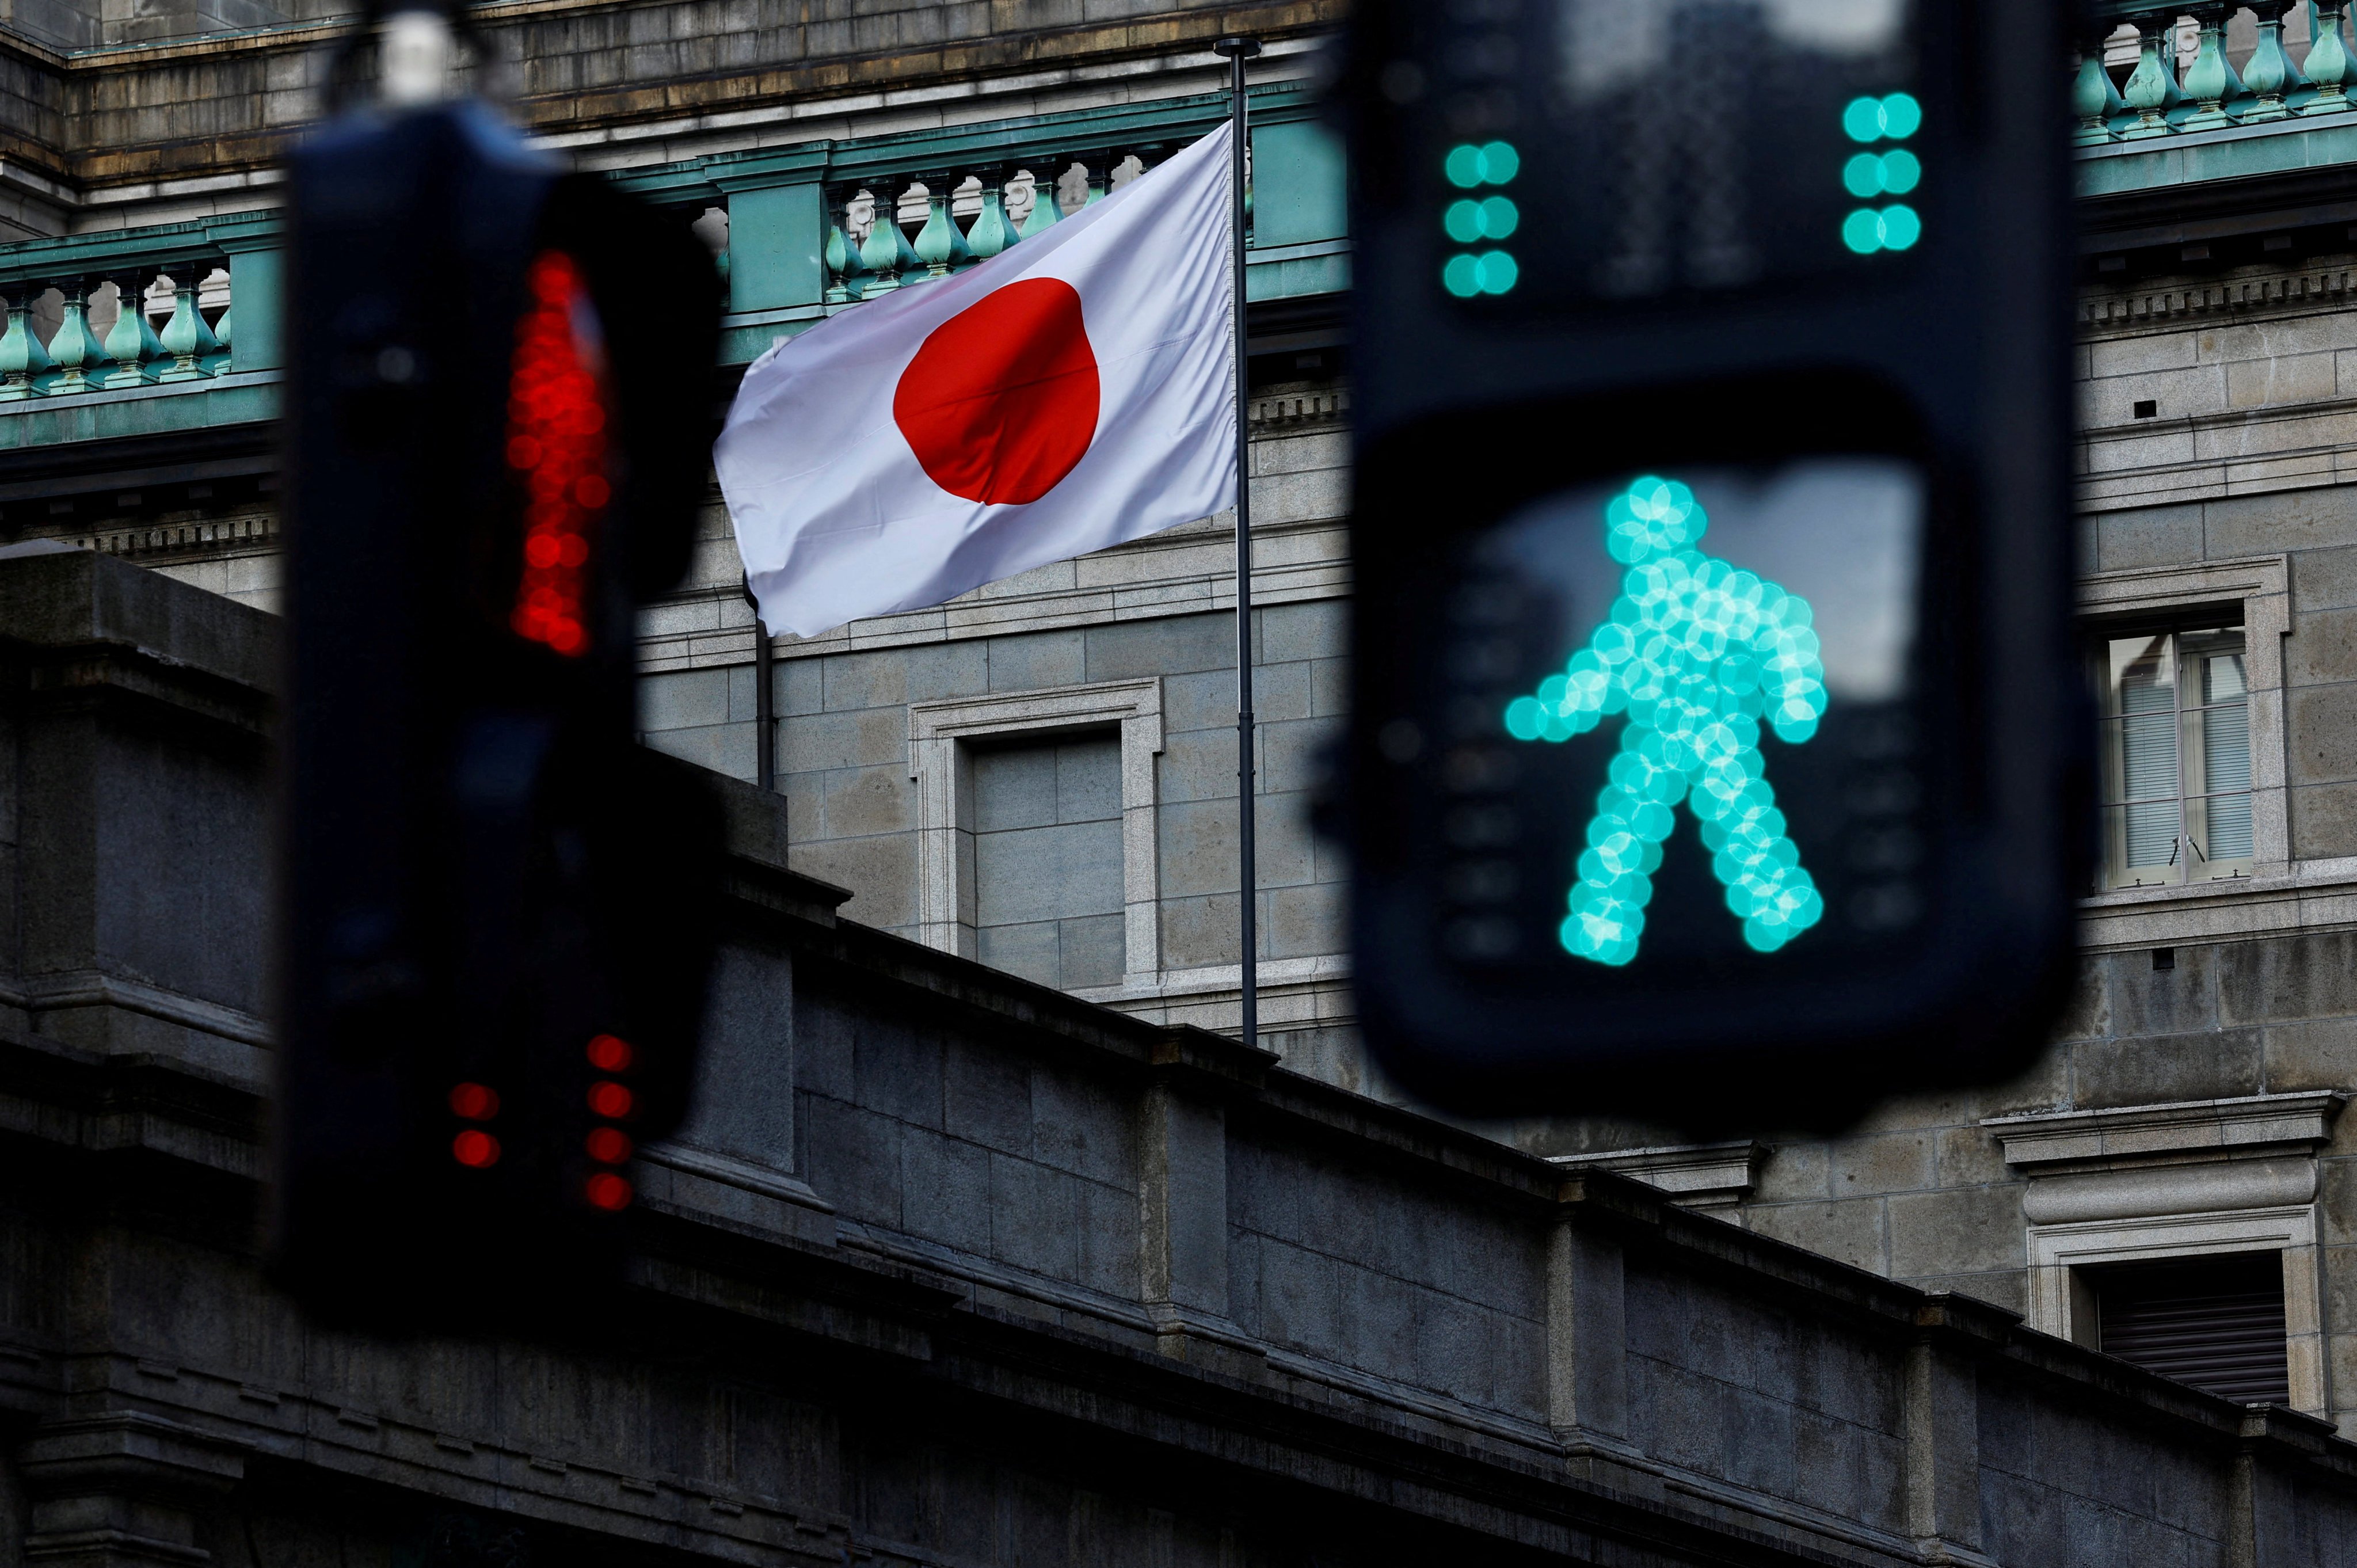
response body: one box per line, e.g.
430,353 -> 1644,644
2078,1251 -> 2291,1406
2094,625 -> 2255,890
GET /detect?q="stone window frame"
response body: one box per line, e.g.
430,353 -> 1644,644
1989,1090 -> 2341,1416
2026,1208 -> 2323,1414
2078,555 -> 2291,919
908,679 -> 1164,988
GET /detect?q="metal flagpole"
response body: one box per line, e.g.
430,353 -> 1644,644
1213,34 -> 1261,1053
742,574 -> 776,792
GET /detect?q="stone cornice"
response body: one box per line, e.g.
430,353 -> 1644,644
0,0 -> 1343,200
2078,259 -> 2357,336
1983,1090 -> 2347,1174
1545,1140 -> 1762,1213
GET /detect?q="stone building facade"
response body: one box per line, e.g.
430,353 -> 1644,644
12,527 -> 2357,1568
5,0 -> 2357,1520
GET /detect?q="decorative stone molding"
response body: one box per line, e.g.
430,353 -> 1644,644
62,510 -> 277,562
1988,1091 -> 2343,1415
1548,1140 -> 1763,1216
908,678 -> 1163,984
1985,1090 -> 2344,1175
1247,382 -> 1349,431
2077,264 -> 2357,333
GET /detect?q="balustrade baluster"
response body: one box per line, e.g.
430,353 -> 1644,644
855,184 -> 900,294
858,180 -> 923,292
824,224 -> 854,304
2118,11 -> 2183,138
0,286 -> 56,401
2303,0 -> 2355,112
1017,162 -> 1065,239
49,278 -> 111,394
825,189 -> 871,303
824,222 -> 852,302
1079,155 -> 1109,207
2180,3 -> 2249,128
158,264 -> 222,382
911,173 -> 970,279
964,166 -> 1016,262
2073,26 -> 2128,142
2243,4 -> 2303,121
99,272 -> 163,388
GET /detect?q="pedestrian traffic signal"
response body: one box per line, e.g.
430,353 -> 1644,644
1336,0 -> 2086,1122
272,13 -> 724,1325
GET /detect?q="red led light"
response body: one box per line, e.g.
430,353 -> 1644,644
452,1129 -> 501,1168
585,1033 -> 634,1072
505,250 -> 612,659
448,1082 -> 500,1120
587,1080 -> 634,1119
585,1127 -> 633,1164
585,1172 -> 633,1211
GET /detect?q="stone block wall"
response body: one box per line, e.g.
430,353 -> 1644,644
2077,281 -> 2357,858
1622,1253 -> 1911,1538
1224,1124 -> 1549,1418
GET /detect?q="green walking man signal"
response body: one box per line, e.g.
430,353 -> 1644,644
1505,476 -> 1828,966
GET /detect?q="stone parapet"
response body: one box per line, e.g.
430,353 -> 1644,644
8,542 -> 2357,1566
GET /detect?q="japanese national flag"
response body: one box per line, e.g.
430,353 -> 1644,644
717,124 -> 1237,638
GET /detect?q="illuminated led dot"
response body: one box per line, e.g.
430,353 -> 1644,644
1842,153 -> 1884,198
1442,254 -> 1482,296
1504,695 -> 1544,740
448,1082 -> 499,1120
1478,195 -> 1519,238
1475,250 -> 1519,294
452,1129 -> 500,1168
1479,140 -> 1520,184
1879,149 -> 1921,195
588,1080 -> 635,1119
1880,92 -> 1922,139
1444,199 -> 1484,243
1842,96 -> 1886,142
1879,203 -> 1922,250
587,1033 -> 634,1072
1843,208 -> 1885,254
586,1126 -> 633,1164
1444,143 -> 1485,188
585,1172 -> 633,1211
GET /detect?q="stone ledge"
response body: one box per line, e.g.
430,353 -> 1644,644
1545,1140 -> 1761,1215
1985,1090 -> 2346,1173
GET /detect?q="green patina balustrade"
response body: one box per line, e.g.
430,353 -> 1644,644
0,85 -> 1345,449
22,21 -> 2357,452
816,144 -> 1208,305
632,83 -> 1345,365
0,215 -> 275,410
2079,2 -> 2357,143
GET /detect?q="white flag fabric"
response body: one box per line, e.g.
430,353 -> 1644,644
717,124 -> 1237,638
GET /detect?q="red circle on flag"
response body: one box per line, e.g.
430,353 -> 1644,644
893,277 -> 1099,505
